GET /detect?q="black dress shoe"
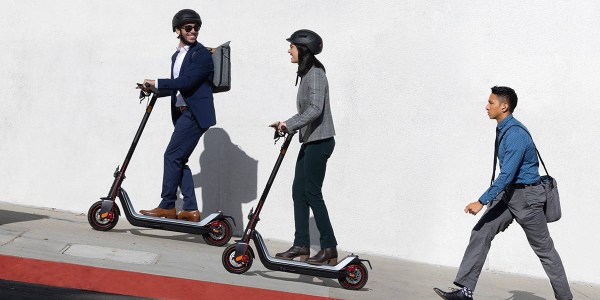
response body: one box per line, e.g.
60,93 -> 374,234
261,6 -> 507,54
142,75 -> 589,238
306,247 -> 338,265
433,287 -> 471,300
275,246 -> 310,261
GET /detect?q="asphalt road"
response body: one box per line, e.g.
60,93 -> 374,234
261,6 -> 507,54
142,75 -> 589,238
0,279 -> 151,300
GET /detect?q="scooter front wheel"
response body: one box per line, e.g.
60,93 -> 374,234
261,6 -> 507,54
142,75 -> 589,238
87,201 -> 120,231
222,244 -> 254,274
202,219 -> 232,247
338,262 -> 369,290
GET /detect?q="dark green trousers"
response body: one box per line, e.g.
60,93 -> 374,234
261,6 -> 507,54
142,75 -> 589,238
292,137 -> 337,249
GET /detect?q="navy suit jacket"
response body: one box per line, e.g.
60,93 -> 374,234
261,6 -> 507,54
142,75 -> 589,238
157,42 -> 215,128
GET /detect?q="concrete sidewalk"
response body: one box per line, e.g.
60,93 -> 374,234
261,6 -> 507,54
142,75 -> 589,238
0,201 -> 598,300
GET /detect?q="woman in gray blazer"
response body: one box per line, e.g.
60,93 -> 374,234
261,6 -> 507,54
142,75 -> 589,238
270,29 -> 338,265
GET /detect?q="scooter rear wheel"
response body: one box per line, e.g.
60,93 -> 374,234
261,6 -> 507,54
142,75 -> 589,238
202,219 -> 232,246
222,244 -> 254,274
87,201 -> 120,231
338,262 -> 369,290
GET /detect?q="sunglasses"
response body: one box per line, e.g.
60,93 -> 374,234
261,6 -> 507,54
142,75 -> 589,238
181,24 -> 200,32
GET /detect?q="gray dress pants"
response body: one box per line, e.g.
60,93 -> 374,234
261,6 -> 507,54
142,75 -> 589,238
454,185 -> 572,300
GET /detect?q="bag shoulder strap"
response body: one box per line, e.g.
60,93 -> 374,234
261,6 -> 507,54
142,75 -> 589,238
491,124 -> 549,186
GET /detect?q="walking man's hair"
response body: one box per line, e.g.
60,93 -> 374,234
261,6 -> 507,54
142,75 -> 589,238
491,86 -> 518,113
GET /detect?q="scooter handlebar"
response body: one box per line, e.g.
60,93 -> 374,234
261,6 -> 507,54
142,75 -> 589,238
271,129 -> 297,139
273,129 -> 284,139
136,83 -> 160,95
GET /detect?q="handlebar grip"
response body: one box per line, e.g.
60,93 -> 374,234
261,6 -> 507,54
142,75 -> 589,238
150,87 -> 159,95
136,83 -> 160,95
274,130 -> 282,139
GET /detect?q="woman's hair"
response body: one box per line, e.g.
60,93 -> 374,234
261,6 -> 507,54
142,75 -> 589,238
295,45 -> 325,84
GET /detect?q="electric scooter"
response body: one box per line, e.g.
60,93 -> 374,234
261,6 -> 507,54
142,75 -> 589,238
87,83 -> 234,246
221,131 -> 372,290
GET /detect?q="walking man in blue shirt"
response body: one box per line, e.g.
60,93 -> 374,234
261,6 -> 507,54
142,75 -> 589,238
434,86 -> 572,300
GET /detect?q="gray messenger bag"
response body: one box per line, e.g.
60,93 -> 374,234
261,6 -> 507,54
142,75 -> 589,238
492,125 -> 561,222
207,41 -> 231,93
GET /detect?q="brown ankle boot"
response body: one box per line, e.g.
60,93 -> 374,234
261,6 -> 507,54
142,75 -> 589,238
177,210 -> 201,222
306,247 -> 338,265
275,246 -> 310,261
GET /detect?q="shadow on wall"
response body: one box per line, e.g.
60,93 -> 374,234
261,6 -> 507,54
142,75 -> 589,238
191,128 -> 258,236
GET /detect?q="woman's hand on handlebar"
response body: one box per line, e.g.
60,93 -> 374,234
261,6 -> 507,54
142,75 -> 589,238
269,121 -> 287,132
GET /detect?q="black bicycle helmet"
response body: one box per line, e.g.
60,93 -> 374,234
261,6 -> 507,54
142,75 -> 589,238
172,9 -> 202,32
286,29 -> 323,55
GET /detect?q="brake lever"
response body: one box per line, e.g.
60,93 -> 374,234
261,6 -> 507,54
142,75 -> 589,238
273,130 -> 285,144
136,83 -> 152,104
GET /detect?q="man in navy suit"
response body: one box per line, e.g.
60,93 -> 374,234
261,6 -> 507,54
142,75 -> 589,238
139,9 -> 215,222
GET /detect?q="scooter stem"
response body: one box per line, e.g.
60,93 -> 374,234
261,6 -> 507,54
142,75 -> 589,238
235,132 -> 295,258
107,87 -> 160,200
246,132 -> 295,233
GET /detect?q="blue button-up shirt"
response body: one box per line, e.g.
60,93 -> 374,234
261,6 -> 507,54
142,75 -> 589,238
479,114 -> 540,204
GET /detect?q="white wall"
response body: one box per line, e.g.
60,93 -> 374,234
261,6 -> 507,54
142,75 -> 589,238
2,0 -> 599,284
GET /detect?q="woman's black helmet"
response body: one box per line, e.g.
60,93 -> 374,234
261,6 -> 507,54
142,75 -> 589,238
286,29 -> 323,55
172,9 -> 202,32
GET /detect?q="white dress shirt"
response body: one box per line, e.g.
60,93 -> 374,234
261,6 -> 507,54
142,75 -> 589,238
156,44 -> 190,107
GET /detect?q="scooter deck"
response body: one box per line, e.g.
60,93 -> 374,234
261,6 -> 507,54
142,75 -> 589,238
117,189 -> 222,233
252,231 -> 359,278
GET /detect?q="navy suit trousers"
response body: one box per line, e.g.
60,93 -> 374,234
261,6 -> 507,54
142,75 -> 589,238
158,110 -> 207,211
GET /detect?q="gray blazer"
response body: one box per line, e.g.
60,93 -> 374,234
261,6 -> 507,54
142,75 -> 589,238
285,66 -> 335,143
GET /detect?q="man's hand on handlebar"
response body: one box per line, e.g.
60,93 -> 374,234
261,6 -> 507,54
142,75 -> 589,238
136,80 -> 159,95
141,79 -> 156,91
136,82 -> 159,102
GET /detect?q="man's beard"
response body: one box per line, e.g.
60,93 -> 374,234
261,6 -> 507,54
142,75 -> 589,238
180,35 -> 196,46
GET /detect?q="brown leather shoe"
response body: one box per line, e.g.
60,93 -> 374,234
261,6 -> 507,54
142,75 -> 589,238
306,247 -> 338,265
139,207 -> 176,219
177,210 -> 201,222
275,246 -> 310,261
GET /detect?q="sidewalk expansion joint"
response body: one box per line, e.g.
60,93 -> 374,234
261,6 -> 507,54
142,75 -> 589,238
60,243 -> 159,265
0,228 -> 28,247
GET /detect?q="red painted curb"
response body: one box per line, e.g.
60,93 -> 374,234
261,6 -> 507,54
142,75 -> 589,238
0,255 -> 336,300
